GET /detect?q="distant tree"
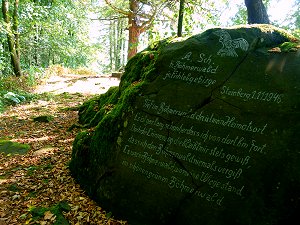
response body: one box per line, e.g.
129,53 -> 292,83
244,0 -> 270,24
104,0 -> 170,59
1,0 -> 22,76
108,17 -> 127,71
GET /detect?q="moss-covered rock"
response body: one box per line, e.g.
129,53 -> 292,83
0,140 -> 30,155
70,25 -> 300,225
33,115 -> 54,123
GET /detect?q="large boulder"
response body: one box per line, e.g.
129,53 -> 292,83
69,25 -> 300,225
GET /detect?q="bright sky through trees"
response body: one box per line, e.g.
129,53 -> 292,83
87,0 -> 298,73
219,0 -> 298,27
268,0 -> 298,25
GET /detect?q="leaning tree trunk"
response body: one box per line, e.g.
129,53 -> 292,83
244,0 -> 270,24
177,0 -> 185,37
2,0 -> 22,77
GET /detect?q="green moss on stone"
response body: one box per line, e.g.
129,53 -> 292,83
69,39 -> 162,192
78,86 -> 120,126
0,140 -> 30,155
279,42 -> 300,52
69,131 -> 92,174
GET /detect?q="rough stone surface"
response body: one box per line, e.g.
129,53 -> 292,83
70,25 -> 300,225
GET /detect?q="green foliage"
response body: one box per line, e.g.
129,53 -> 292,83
0,0 -> 298,78
0,75 -> 40,112
0,91 -> 24,112
1,0 -> 98,77
19,0 -> 96,69
24,66 -> 45,86
3,92 -> 26,104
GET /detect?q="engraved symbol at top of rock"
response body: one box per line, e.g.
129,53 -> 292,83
214,30 -> 249,57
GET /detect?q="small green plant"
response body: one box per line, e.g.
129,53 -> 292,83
29,201 -> 71,225
3,92 -> 26,104
26,166 -> 39,176
8,183 -> 20,192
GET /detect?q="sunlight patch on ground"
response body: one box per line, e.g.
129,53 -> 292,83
34,74 -> 120,95
11,135 -> 58,144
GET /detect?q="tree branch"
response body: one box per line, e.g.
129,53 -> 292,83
139,2 -> 166,32
91,16 -> 128,21
104,0 -> 131,16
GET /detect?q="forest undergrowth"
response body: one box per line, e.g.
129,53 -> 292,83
0,73 -> 126,225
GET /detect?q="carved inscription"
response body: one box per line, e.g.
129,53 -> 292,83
220,86 -> 284,103
143,100 -> 268,134
120,51 -> 274,207
162,52 -> 218,87
121,96 -> 269,206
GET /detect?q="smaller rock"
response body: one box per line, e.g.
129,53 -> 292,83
33,115 -> 54,122
33,146 -> 55,156
0,140 -> 30,155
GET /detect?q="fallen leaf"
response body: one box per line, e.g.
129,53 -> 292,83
44,211 -> 54,220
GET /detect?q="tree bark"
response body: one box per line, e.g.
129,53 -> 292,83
244,0 -> 270,24
177,0 -> 185,37
105,0 -> 161,60
127,0 -> 140,59
2,0 -> 22,77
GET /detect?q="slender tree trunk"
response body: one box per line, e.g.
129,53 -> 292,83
122,20 -> 126,66
33,25 -> 39,66
127,0 -> 140,59
244,0 -> 270,24
2,0 -> 22,77
113,19 -> 118,70
177,0 -> 185,37
109,20 -> 114,70
13,0 -> 20,59
115,18 -> 122,70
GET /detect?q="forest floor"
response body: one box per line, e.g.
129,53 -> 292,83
0,74 -> 127,225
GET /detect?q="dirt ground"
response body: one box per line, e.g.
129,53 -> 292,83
33,74 -> 120,95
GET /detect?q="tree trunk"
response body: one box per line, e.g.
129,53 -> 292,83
2,0 -> 22,77
115,18 -> 123,70
109,20 -> 114,70
244,0 -> 270,24
127,0 -> 140,59
177,0 -> 185,37
13,0 -> 20,59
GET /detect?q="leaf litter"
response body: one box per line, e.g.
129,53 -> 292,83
0,90 -> 127,225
